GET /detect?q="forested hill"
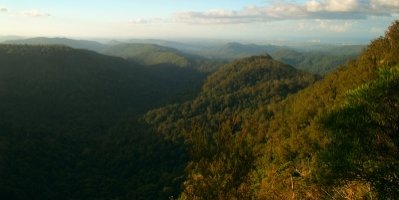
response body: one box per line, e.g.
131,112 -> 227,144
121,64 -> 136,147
145,54 -> 318,140
0,44 -> 205,199
145,21 -> 399,199
101,43 -> 193,67
101,43 -> 222,70
144,54 -> 317,199
0,45 -> 205,130
3,37 -> 106,51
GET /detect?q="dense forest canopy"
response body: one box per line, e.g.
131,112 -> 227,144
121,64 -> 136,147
0,20 -> 398,200
0,45 -> 206,199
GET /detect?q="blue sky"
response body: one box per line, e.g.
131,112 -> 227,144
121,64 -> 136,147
0,0 -> 398,43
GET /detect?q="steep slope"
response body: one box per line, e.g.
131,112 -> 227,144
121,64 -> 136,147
246,21 -> 399,199
0,45 -> 206,200
3,37 -> 106,51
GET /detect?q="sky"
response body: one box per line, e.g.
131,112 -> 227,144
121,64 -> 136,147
0,0 -> 398,43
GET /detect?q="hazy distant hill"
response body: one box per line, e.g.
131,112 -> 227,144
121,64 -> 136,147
126,38 -> 203,52
101,43 -> 192,67
270,48 -> 361,74
196,42 -> 281,60
101,43 -> 224,71
192,42 -> 364,74
3,37 -> 106,51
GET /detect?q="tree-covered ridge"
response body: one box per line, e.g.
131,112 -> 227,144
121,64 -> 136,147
0,44 -> 207,199
101,43 -> 192,67
145,55 -> 318,199
145,55 -> 317,139
101,43 -> 224,71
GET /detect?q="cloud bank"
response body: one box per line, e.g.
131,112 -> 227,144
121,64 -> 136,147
174,0 -> 399,24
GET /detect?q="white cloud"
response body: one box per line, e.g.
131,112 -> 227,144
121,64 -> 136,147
130,17 -> 167,24
324,0 -> 359,12
174,8 -> 264,24
372,0 -> 399,8
22,10 -> 50,18
307,0 -> 323,12
173,0 -> 397,25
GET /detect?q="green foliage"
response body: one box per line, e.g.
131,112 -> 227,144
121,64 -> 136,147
317,66 -> 399,199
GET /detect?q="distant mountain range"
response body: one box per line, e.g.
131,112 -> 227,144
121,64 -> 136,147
2,37 -> 365,74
